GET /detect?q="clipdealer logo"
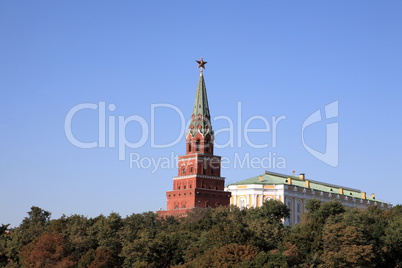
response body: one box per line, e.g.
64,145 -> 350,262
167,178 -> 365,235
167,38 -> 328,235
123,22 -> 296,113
302,101 -> 339,167
64,101 -> 339,170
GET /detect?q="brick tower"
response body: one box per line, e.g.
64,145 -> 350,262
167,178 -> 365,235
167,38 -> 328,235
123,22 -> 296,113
157,59 -> 231,217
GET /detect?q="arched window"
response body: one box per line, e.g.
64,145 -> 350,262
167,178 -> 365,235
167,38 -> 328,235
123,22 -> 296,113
196,140 -> 200,151
286,198 -> 293,225
188,142 -> 191,152
296,199 -> 303,224
239,197 -> 246,209
205,139 -> 210,153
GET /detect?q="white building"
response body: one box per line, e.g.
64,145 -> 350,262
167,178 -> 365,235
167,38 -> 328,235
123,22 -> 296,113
225,171 -> 391,225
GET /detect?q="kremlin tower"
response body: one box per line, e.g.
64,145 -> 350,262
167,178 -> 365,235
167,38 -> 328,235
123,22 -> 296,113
157,58 -> 231,217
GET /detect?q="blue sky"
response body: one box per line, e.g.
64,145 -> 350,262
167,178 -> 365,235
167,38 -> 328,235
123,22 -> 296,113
1,1 -> 401,227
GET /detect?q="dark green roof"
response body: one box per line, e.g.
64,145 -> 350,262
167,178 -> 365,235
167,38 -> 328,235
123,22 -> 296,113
188,71 -> 213,136
228,171 -> 388,204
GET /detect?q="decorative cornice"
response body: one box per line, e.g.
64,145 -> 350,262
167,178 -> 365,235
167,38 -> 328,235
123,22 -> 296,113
173,174 -> 225,181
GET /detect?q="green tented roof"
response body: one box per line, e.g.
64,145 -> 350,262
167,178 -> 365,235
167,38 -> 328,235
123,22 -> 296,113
188,71 -> 213,136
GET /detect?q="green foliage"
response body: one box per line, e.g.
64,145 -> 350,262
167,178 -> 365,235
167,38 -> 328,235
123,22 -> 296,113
321,222 -> 374,267
59,214 -> 98,260
247,199 -> 290,223
185,244 -> 259,268
251,251 -> 288,268
384,216 -> 402,265
1,201 -> 402,267
285,199 -> 348,266
0,224 -> 10,266
3,206 -> 52,264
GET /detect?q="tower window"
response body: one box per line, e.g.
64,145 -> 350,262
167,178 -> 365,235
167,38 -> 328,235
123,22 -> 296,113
205,139 -> 210,153
196,140 -> 200,151
182,168 -> 185,174
190,167 -> 193,172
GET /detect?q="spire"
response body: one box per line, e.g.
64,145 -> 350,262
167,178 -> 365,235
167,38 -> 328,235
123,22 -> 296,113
189,60 -> 213,136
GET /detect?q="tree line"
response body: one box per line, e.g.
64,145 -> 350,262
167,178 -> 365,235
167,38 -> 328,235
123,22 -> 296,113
1,199 -> 401,267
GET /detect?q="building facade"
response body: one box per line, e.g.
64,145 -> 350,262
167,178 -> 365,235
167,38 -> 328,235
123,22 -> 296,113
157,60 -> 231,217
226,171 -> 391,225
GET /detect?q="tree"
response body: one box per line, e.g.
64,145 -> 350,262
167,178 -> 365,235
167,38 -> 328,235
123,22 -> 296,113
89,213 -> 122,250
321,222 -> 374,267
23,206 -> 51,225
246,219 -> 286,252
88,247 -> 118,268
189,244 -> 259,268
247,200 -> 290,224
121,230 -> 185,268
59,214 -> 97,261
0,224 -> 10,266
87,213 -> 123,266
19,233 -> 76,267
304,199 -> 345,224
285,200 -> 346,267
5,206 -> 52,264
251,251 -> 288,268
383,214 -> 402,267
334,205 -> 389,267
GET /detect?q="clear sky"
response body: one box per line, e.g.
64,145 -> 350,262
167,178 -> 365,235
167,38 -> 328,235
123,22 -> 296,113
1,1 -> 401,227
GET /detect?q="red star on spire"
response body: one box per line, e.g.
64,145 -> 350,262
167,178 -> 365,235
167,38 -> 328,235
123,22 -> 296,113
196,57 -> 207,69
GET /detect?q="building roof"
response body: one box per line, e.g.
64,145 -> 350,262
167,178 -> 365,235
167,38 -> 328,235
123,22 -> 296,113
228,170 -> 388,204
188,71 -> 213,136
